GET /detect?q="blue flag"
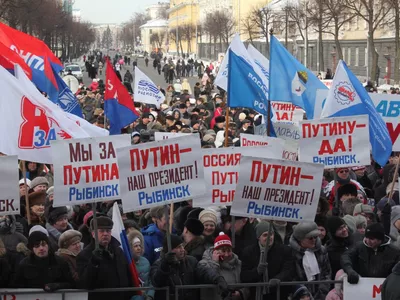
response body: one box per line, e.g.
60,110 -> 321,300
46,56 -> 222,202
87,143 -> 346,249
51,65 -> 83,117
321,60 -> 392,166
269,36 -> 328,119
227,49 -> 269,115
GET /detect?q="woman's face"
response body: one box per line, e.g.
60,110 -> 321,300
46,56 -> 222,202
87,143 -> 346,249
174,111 -> 180,120
203,221 -> 216,236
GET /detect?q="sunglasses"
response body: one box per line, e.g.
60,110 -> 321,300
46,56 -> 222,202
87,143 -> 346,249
339,170 -> 349,174
307,236 -> 317,241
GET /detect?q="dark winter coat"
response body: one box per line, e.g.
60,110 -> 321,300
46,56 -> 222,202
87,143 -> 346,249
240,241 -> 294,300
326,235 -> 354,279
289,236 -> 332,300
150,254 -> 199,300
228,221 -> 257,258
382,261 -> 400,300
0,215 -> 27,252
56,248 -> 79,281
341,236 -> 400,278
77,238 -> 134,300
14,253 -> 74,289
184,236 -> 206,262
141,223 -> 165,265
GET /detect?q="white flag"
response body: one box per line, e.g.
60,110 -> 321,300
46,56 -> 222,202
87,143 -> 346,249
134,66 -> 164,107
247,44 -> 270,99
0,65 -> 102,163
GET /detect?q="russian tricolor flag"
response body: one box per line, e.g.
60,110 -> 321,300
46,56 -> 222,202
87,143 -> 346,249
111,202 -> 141,292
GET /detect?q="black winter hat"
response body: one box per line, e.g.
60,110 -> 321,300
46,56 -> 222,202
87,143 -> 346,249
187,207 -> 203,220
326,216 -> 346,237
215,116 -> 226,123
365,222 -> 385,241
163,234 -> 183,251
90,216 -> 114,231
184,218 -> 204,236
28,231 -> 49,250
337,183 -> 357,199
292,285 -> 310,300
47,206 -> 68,225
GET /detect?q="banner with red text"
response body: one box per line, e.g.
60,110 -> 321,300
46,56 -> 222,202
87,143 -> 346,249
271,101 -> 304,123
117,135 -> 205,212
0,156 -> 19,216
299,115 -> 370,168
231,157 -> 323,222
193,147 -> 282,208
370,93 -> 400,151
51,135 -> 131,207
344,277 -> 384,300
240,133 -> 285,149
154,132 -> 196,141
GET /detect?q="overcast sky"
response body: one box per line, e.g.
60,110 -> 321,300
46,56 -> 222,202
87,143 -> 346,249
74,0 -> 159,24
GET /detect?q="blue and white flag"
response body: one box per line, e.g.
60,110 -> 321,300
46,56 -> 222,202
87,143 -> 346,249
227,49 -> 269,115
247,44 -> 270,99
321,60 -> 392,166
269,35 -> 328,119
134,66 -> 164,107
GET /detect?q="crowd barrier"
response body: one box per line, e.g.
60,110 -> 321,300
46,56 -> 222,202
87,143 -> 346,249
0,280 -> 345,300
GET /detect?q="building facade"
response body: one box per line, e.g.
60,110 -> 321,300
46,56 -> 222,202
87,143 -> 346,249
146,2 -> 170,19
140,19 -> 169,53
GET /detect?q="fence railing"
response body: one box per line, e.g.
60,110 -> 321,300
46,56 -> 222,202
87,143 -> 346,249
0,280 -> 343,300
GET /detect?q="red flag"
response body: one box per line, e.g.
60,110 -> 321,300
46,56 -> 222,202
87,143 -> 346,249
0,42 -> 32,79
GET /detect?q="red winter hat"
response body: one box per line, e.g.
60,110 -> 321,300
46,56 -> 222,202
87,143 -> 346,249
214,232 -> 232,250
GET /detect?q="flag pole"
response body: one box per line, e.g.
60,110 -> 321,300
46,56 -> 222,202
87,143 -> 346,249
164,205 -> 172,252
169,203 -> 174,233
21,161 -> 31,225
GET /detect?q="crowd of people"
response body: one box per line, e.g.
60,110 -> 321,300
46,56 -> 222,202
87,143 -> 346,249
2,50 -> 399,300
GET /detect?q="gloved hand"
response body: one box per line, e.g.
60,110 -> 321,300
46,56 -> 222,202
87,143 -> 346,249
91,248 -> 104,265
268,278 -> 280,287
257,262 -> 268,275
44,283 -> 61,292
216,276 -> 229,298
347,270 -> 360,284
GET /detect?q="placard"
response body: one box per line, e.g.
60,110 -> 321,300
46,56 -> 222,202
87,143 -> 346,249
240,133 -> 285,149
344,277 -> 385,300
282,140 -> 298,161
51,135 -> 131,207
371,93 -> 400,151
117,135 -> 206,212
299,115 -> 370,168
0,156 -> 19,216
271,101 -> 304,123
273,122 -> 301,143
154,132 -> 193,141
231,157 -> 323,222
193,147 -> 282,208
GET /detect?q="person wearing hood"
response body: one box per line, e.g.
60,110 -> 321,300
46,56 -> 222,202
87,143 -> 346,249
240,222 -> 294,300
150,235 -> 198,300
289,221 -> 331,300
14,231 -> 74,291
341,222 -> 400,283
382,261 -> 400,300
56,230 -> 82,281
325,217 -> 353,279
326,269 -> 346,300
45,206 -> 73,251
182,218 -> 206,262
141,206 -> 168,265
0,215 -> 27,252
127,229 -> 154,300
197,232 -> 246,300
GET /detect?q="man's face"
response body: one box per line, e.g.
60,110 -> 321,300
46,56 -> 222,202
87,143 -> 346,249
33,184 -> 48,192
54,216 -> 68,232
92,229 -> 112,247
67,240 -> 82,256
166,119 -> 174,126
300,236 -> 317,249
354,169 -> 365,177
365,237 -> 382,249
340,194 -> 353,202
156,216 -> 167,231
217,246 -> 233,261
258,231 -> 274,247
242,123 -> 249,130
172,243 -> 185,260
33,241 -> 49,258
142,117 -> 150,125
318,226 -> 326,240
234,218 -> 246,233
335,224 -> 349,238
27,162 -> 37,172
337,168 -> 350,180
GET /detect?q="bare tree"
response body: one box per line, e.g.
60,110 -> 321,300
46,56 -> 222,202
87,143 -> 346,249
249,5 -> 275,56
388,0 -> 400,83
150,32 -> 166,50
344,0 -> 393,80
241,17 -> 257,46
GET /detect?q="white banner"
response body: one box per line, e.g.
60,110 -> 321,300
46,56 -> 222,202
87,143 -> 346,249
193,147 -> 282,208
51,135 -> 131,207
299,115 -> 370,168
0,156 -> 19,216
117,135 -> 206,212
282,140 -> 298,161
154,132 -> 195,141
271,102 -> 304,123
0,290 -> 87,300
370,93 -> 400,151
240,133 -> 285,149
273,122 -> 301,142
231,157 -> 323,222
344,277 -> 385,300
134,66 -> 164,107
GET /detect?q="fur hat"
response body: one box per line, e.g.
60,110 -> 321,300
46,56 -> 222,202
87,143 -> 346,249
28,231 -> 49,250
30,176 -> 49,190
127,229 -> 145,255
47,206 -> 68,225
90,216 -> 113,230
214,232 -> 232,249
215,116 -> 226,124
199,209 -> 217,226
292,222 -> 320,241
28,191 -> 46,207
337,184 -> 358,199
187,208 -> 204,220
184,218 -> 204,236
58,229 -> 82,249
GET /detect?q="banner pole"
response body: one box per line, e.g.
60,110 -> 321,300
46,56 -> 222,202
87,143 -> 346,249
169,203 -> 174,233
224,105 -> 230,148
389,155 -> 400,200
164,205 -> 172,252
92,203 -> 99,250
21,161 -> 31,225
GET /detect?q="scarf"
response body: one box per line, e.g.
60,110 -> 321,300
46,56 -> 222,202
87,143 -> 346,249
46,223 -> 72,242
302,250 -> 320,281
